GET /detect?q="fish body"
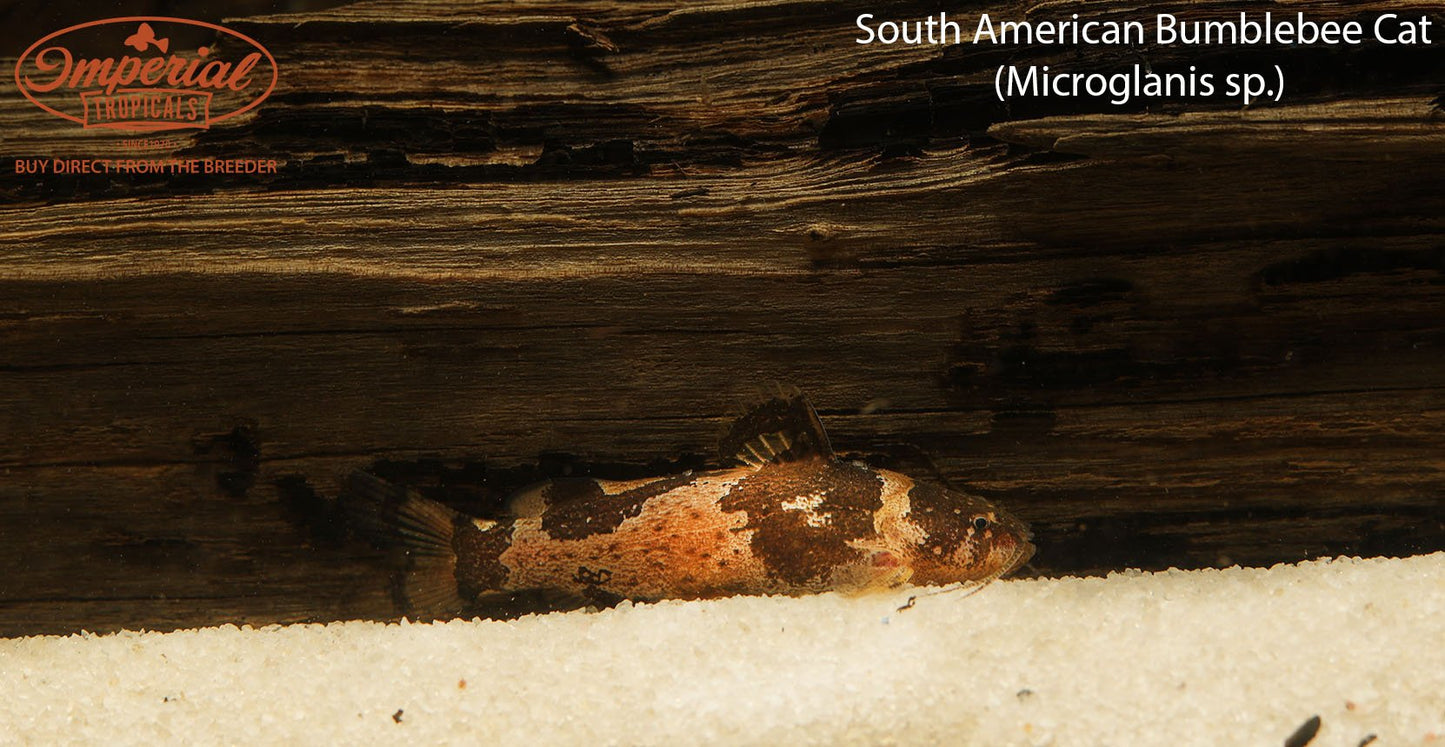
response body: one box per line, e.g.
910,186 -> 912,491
342,392 -> 1033,618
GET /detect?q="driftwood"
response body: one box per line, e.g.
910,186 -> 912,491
1,0 -> 1443,636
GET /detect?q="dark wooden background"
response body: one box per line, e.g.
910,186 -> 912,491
2,0 -> 1443,636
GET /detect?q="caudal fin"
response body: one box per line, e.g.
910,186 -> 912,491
339,471 -> 468,620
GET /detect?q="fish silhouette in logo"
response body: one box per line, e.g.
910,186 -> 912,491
123,22 -> 169,53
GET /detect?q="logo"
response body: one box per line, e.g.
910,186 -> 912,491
14,16 -> 278,132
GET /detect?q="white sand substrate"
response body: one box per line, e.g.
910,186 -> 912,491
3,553 -> 1442,746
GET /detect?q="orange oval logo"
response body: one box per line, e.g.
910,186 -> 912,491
14,16 -> 278,132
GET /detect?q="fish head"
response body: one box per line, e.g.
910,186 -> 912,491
899,481 -> 1034,586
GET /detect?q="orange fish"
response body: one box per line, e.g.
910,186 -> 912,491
123,23 -> 169,54
341,391 -> 1033,618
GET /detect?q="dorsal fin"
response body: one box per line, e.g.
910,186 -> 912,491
720,387 -> 833,468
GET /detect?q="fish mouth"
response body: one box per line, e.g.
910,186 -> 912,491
1005,540 -> 1036,576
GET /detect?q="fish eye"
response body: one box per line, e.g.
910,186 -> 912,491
972,516 -> 990,531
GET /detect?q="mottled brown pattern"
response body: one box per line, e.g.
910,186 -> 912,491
719,458 -> 882,586
906,481 -> 977,558
502,469 -> 768,600
540,474 -> 699,540
903,480 -> 1032,585
452,517 -> 515,598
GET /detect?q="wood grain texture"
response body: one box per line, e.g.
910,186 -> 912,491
2,0 -> 1443,636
